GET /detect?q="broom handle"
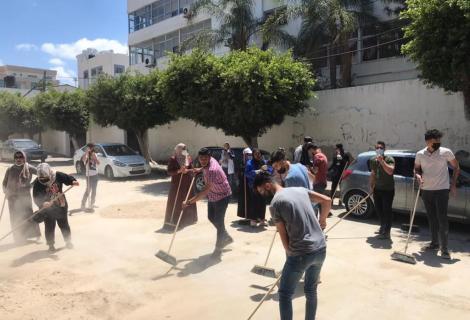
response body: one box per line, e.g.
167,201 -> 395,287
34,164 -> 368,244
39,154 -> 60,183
169,173 -> 184,224
404,187 -> 421,254
167,175 -> 196,253
0,195 -> 6,223
0,186 -> 74,243
263,231 -> 277,266
324,193 -> 372,234
247,274 -> 282,320
244,175 -> 248,219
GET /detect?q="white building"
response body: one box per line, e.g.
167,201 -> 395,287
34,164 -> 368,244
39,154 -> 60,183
0,65 -> 58,90
76,48 -> 128,89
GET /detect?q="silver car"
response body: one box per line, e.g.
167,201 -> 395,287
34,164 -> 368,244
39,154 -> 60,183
340,150 -> 470,222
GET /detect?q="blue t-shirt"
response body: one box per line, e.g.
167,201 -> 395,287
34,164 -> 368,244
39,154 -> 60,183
284,163 -> 310,189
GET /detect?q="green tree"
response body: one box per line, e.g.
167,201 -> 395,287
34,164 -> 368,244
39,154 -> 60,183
33,89 -> 89,151
0,92 -> 43,140
401,0 -> 470,115
160,48 -> 315,147
86,72 -> 175,162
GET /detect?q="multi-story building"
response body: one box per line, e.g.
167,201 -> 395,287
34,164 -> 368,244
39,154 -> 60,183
76,48 -> 129,89
127,0 -> 417,86
0,65 -> 58,90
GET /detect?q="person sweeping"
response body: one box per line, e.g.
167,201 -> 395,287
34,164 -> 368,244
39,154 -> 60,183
253,171 -> 331,320
32,163 -> 79,252
163,143 -> 197,230
183,148 -> 233,259
2,151 -> 41,244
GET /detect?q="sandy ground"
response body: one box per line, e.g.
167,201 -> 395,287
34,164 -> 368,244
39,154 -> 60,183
0,158 -> 470,320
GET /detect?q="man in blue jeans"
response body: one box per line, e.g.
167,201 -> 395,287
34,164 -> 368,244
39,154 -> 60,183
254,172 -> 331,320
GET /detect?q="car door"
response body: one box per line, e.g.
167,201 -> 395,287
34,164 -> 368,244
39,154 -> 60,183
94,146 -> 107,174
447,168 -> 468,220
390,155 -> 412,211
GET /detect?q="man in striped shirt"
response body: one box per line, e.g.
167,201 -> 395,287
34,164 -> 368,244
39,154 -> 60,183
184,148 -> 233,258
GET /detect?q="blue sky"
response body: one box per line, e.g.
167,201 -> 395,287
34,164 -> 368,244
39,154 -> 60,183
0,0 -> 128,85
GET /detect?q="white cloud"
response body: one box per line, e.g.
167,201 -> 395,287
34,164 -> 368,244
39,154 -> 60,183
16,43 -> 38,51
49,58 -> 65,66
0,59 -> 3,65
51,66 -> 77,86
41,38 -> 128,60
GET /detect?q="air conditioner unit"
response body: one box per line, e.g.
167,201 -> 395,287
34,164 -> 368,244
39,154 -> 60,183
182,7 -> 191,18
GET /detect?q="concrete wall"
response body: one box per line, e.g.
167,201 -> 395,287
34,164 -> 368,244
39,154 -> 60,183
87,123 -> 125,145
303,79 -> 470,157
38,130 -> 70,156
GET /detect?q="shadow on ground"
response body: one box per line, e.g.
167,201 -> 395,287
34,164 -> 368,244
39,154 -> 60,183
139,180 -> 171,197
230,220 -> 268,234
176,250 -> 231,277
10,248 -> 62,267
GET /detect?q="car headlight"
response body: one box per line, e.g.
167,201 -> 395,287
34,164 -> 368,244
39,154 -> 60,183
113,160 -> 127,167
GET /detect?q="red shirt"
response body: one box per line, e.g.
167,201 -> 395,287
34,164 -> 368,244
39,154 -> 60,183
203,157 -> 232,202
313,152 -> 328,185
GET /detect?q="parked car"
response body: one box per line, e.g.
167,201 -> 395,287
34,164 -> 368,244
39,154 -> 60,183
73,143 -> 151,179
340,150 -> 470,222
0,139 -> 47,162
193,147 -> 270,193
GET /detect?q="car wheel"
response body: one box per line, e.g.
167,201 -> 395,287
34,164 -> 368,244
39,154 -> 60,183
195,173 -> 205,193
344,190 -> 374,218
105,166 -> 114,180
75,161 -> 85,175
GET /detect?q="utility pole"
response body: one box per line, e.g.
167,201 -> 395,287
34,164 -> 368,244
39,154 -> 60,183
42,70 -> 47,92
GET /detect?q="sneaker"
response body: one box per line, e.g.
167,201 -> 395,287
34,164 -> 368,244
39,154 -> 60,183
422,242 -> 439,251
48,244 -> 56,252
440,250 -> 451,260
250,220 -> 258,227
219,235 -> 234,248
377,233 -> 391,240
66,242 -> 74,249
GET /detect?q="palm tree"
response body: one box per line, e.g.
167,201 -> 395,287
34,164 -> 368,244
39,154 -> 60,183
183,0 -> 295,52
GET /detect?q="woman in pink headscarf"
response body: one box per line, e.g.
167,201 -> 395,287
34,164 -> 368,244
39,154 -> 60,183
163,143 -> 197,230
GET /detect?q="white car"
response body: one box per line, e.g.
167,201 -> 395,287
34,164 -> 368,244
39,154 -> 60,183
73,143 -> 151,179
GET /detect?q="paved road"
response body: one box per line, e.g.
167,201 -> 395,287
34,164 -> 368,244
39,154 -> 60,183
0,158 -> 469,320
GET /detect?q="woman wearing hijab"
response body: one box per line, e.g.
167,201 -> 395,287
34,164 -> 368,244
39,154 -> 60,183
163,143 -> 197,230
2,151 -> 40,243
237,147 -> 252,222
32,163 -> 79,252
244,148 -> 272,227
329,143 -> 351,204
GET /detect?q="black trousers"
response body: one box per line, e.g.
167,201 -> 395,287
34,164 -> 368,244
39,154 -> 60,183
40,207 -> 71,246
421,189 -> 449,250
208,196 -> 230,249
330,176 -> 341,199
373,189 -> 395,234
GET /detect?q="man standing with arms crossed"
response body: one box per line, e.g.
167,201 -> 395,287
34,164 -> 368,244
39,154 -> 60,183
414,129 -> 460,259
369,141 -> 395,240
254,171 -> 331,320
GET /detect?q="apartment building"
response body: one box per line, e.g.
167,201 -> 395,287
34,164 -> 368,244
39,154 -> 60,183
0,65 -> 58,90
76,48 -> 129,89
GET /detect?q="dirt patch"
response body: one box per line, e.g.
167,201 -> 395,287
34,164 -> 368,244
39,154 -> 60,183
99,201 -> 167,219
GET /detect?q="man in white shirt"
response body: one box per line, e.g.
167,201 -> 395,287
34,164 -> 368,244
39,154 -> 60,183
293,136 -> 312,164
414,129 -> 460,259
220,142 -> 235,191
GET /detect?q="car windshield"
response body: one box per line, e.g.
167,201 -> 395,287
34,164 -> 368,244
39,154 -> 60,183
13,141 -> 38,149
103,145 -> 136,156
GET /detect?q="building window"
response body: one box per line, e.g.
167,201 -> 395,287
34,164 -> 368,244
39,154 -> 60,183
180,19 -> 212,51
91,66 -> 103,77
362,20 -> 405,61
114,64 -> 125,75
154,31 -> 179,59
129,5 -> 152,33
83,70 -> 89,79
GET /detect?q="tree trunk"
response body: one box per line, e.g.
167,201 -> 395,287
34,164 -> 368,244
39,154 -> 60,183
70,136 -> 80,153
135,129 -> 154,163
340,35 -> 353,87
464,87 -> 470,120
242,136 -> 259,149
329,45 -> 337,89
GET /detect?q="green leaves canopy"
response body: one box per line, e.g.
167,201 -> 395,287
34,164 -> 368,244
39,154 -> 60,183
160,48 -> 316,146
401,0 -> 470,113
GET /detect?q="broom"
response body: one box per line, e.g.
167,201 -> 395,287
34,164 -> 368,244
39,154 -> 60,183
247,192 -> 373,319
155,175 -> 196,266
0,195 -> 6,225
0,186 -> 74,243
251,230 -> 278,278
391,187 -> 421,265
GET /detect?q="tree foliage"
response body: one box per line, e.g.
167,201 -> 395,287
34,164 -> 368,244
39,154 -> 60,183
0,92 -> 43,140
86,72 -> 175,161
33,89 -> 89,149
401,0 -> 470,114
160,48 -> 315,147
